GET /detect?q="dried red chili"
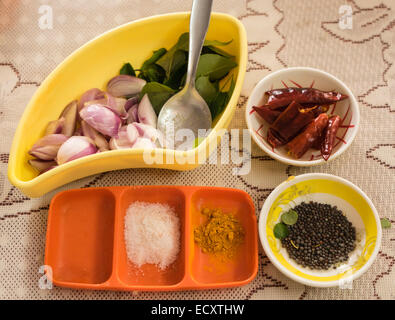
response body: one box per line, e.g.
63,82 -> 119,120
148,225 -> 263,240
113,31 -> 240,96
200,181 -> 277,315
265,87 -> 348,109
287,113 -> 329,159
267,128 -> 286,148
252,105 -> 282,125
271,101 -> 314,142
321,115 -> 341,161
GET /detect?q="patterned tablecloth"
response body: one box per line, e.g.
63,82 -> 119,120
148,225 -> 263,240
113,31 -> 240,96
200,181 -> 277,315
0,0 -> 394,300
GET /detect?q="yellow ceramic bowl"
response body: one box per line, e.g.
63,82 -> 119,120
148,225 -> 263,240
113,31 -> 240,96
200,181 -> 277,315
259,173 -> 381,287
8,12 -> 247,198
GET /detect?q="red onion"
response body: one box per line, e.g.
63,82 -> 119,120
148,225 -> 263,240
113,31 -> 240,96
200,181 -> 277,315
138,94 -> 157,128
133,122 -> 161,142
84,98 -> 107,107
127,104 -> 139,124
28,159 -> 57,174
79,104 -> 121,137
126,123 -> 139,144
73,125 -> 83,136
106,75 -> 146,98
109,125 -> 137,150
78,88 -> 104,111
132,137 -> 157,149
45,117 -> 65,135
124,96 -> 139,111
103,93 -> 128,119
60,100 -> 78,137
29,134 -> 69,160
57,136 -> 97,165
81,120 -> 110,151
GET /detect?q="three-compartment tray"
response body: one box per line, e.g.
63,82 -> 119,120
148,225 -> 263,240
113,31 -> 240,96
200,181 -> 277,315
44,186 -> 258,291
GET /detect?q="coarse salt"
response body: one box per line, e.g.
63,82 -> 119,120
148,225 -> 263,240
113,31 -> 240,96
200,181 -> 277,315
124,201 -> 180,270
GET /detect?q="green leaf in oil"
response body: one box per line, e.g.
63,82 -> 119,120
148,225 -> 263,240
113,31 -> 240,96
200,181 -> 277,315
281,209 -> 298,226
274,222 -> 289,239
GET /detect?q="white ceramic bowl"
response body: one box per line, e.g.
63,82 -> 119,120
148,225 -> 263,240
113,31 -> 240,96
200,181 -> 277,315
245,67 -> 360,166
258,173 -> 381,287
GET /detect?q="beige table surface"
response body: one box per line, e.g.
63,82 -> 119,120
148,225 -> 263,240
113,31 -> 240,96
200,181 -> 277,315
0,0 -> 394,300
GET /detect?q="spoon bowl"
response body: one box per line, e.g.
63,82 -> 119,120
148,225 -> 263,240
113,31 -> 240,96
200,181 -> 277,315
158,86 -> 212,149
157,0 -> 213,149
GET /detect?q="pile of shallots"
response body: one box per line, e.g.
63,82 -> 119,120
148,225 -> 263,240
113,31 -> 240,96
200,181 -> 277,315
28,75 -> 162,174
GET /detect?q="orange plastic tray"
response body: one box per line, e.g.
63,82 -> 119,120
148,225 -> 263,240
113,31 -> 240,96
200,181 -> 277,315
44,186 -> 258,291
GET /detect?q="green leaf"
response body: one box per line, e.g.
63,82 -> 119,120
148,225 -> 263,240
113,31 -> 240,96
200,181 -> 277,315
138,49 -> 167,83
381,218 -> 391,229
119,63 -> 136,76
156,33 -> 188,78
129,32 -> 237,120
203,39 -> 233,47
207,76 -> 236,120
163,64 -> 187,90
157,49 -> 186,79
139,64 -> 166,83
196,76 -> 217,107
274,223 -> 289,239
196,54 -> 237,81
156,33 -> 234,80
281,209 -> 298,225
141,48 -> 167,69
210,91 -> 227,120
139,82 -> 175,115
172,32 -> 190,51
202,45 -> 235,58
225,77 -> 236,105
176,32 -> 233,51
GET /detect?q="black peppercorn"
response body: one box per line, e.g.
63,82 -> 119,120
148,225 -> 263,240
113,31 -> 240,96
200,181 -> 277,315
280,201 -> 356,270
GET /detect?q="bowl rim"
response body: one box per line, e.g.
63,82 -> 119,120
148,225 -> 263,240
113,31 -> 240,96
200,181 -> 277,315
7,11 -> 247,195
258,172 -> 382,287
245,67 -> 360,166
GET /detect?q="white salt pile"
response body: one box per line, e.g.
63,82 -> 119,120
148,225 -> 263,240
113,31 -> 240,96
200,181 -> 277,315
124,201 -> 180,270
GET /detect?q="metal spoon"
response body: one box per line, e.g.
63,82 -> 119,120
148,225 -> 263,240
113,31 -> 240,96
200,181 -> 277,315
157,0 -> 213,150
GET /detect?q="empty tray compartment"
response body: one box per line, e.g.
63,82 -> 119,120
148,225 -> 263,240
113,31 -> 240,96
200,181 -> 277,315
189,187 -> 258,287
115,186 -> 186,288
45,188 -> 116,285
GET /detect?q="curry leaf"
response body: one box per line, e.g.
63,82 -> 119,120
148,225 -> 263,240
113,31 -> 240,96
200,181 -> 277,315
120,63 -> 136,76
226,77 -> 236,104
139,82 -> 175,115
208,76 -> 235,120
196,54 -> 237,81
281,209 -> 298,225
274,223 -> 289,239
141,48 -> 167,69
157,49 -> 187,79
176,32 -> 233,51
210,91 -> 227,120
122,32 -> 237,120
203,39 -> 233,47
157,33 -> 234,79
202,45 -> 235,58
138,48 -> 167,82
163,64 -> 187,90
139,64 -> 166,83
156,34 -> 188,78
172,32 -> 190,51
196,76 -> 217,107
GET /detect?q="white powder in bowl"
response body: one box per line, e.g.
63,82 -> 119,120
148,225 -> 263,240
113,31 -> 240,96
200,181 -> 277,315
124,201 -> 181,270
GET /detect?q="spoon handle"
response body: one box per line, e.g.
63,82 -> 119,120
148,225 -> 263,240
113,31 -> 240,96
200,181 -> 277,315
185,0 -> 213,87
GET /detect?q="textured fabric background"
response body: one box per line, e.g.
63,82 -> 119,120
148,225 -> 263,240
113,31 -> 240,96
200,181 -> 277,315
0,0 -> 394,300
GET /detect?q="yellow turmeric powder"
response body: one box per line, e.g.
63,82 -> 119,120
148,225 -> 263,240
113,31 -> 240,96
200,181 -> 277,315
194,207 -> 245,259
